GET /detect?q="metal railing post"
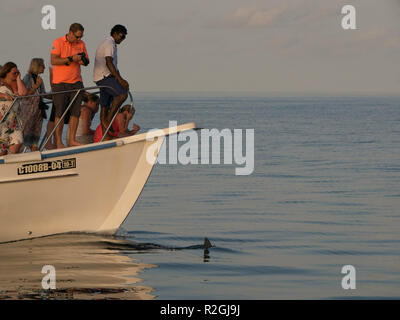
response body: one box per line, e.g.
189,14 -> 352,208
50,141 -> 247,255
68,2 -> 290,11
38,89 -> 81,151
100,91 -> 133,142
0,98 -> 18,124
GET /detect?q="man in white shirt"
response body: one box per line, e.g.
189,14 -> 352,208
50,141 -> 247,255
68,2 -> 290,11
93,24 -> 129,140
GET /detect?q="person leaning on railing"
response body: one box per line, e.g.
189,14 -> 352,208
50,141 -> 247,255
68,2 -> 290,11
67,93 -> 99,145
114,105 -> 140,137
93,104 -> 139,143
0,62 -> 28,155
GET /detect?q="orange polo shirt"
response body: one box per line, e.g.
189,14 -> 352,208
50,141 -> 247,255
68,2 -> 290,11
50,35 -> 88,84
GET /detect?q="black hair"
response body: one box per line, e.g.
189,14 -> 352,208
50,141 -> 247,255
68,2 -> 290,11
111,24 -> 127,36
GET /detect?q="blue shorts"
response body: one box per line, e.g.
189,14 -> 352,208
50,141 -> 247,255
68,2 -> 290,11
96,75 -> 127,108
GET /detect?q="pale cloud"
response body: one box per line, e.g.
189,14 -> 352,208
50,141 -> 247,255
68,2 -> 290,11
208,0 -> 348,31
213,4 -> 288,28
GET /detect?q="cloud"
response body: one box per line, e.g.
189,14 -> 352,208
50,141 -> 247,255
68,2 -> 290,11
213,4 -> 288,28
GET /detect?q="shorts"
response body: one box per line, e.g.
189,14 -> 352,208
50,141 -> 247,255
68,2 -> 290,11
96,75 -> 127,108
51,82 -> 84,118
49,105 -> 70,124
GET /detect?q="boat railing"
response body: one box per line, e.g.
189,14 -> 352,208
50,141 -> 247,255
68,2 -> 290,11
0,85 -> 134,152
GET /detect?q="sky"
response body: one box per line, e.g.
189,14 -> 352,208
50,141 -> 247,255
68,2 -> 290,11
0,0 -> 399,94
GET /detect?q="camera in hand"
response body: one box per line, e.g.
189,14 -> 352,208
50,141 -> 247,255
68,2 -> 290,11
38,100 -> 49,110
78,52 -> 89,66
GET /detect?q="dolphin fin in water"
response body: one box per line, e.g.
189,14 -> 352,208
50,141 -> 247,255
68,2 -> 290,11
203,238 -> 212,249
183,238 -> 213,250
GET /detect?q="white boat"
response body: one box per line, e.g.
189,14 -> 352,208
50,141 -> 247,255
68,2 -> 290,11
0,87 -> 196,243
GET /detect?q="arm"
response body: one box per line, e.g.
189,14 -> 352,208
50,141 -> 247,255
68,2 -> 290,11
124,123 -> 140,136
123,113 -> 133,133
16,74 -> 28,96
105,56 -> 129,90
0,92 -> 13,101
51,53 -> 81,66
116,114 -> 126,134
80,108 -> 95,135
131,124 -> 140,135
24,74 -> 43,95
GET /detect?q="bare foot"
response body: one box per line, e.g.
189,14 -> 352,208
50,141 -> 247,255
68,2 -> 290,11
103,133 -> 115,141
68,140 -> 83,147
44,142 -> 56,150
56,143 -> 66,149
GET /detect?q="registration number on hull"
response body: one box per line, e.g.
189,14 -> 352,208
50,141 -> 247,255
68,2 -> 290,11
17,158 -> 76,175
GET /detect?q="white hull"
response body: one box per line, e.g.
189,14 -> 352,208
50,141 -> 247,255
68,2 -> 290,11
0,123 -> 196,243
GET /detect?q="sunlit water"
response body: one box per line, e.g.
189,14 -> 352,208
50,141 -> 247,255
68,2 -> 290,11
1,94 -> 399,299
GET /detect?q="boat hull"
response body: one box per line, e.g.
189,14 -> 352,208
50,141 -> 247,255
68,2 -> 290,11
0,123 -> 195,243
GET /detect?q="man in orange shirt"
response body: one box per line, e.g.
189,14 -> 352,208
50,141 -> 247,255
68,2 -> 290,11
50,23 -> 90,148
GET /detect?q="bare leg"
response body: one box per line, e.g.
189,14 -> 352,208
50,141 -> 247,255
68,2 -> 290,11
54,117 -> 66,149
104,94 -> 127,131
100,106 -> 108,132
44,121 -> 56,150
68,116 -> 83,147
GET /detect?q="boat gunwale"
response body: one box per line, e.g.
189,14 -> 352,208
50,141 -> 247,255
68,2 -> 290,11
0,122 -> 196,164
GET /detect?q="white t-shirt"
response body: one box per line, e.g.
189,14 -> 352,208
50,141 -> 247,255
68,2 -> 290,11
93,36 -> 118,82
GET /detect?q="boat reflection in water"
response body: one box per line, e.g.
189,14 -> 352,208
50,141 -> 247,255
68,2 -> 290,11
0,234 -> 156,300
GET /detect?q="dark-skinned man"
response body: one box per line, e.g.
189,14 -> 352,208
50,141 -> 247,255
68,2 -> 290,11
93,24 -> 129,140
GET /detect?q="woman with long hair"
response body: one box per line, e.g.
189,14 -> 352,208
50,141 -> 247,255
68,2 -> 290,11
0,62 -> 28,155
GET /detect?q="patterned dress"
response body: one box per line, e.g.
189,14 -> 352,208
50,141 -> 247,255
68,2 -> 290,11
19,73 -> 45,148
0,86 -> 24,154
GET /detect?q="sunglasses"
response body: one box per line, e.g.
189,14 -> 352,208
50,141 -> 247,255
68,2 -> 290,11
12,71 -> 20,76
120,33 -> 126,40
73,33 -> 83,39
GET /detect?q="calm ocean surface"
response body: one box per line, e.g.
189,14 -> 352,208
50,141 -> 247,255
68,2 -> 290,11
1,94 -> 399,299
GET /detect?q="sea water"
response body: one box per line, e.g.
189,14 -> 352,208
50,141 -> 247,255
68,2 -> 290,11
0,94 -> 399,299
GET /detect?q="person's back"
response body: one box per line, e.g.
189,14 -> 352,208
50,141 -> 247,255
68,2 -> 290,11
93,119 -> 119,143
68,93 -> 99,145
115,105 -> 140,137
